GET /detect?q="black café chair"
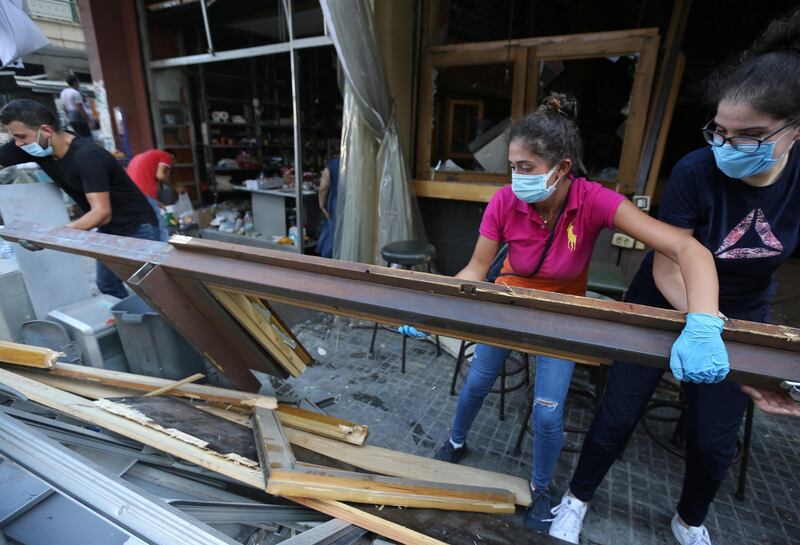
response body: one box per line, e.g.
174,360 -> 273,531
369,240 -> 441,373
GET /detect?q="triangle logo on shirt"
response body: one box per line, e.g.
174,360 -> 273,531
714,209 -> 783,259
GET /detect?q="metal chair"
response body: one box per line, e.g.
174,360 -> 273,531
368,240 -> 441,373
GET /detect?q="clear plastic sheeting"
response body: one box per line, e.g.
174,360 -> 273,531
333,81 -> 378,262
321,0 -> 426,264
0,0 -> 49,68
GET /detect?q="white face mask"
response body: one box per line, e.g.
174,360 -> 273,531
511,164 -> 561,203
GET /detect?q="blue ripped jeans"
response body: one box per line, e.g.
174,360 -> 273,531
450,343 -> 575,490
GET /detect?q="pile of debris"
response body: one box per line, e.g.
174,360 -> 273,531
0,341 -> 532,545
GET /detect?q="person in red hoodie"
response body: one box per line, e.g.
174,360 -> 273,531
127,148 -> 181,241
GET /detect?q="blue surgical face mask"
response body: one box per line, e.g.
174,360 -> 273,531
511,164 -> 561,203
711,129 -> 794,179
20,128 -> 53,158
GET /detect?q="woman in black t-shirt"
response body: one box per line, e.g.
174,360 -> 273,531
548,8 -> 800,545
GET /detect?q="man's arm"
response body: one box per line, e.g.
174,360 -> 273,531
67,191 -> 111,230
0,140 -> 30,169
318,167 -> 331,218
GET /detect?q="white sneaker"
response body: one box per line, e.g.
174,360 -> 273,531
671,513 -> 712,545
547,493 -> 588,544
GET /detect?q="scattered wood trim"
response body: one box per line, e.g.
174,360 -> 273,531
95,397 -> 260,469
284,427 -> 531,507
6,362 -> 278,409
0,369 -> 448,545
208,287 -> 309,377
276,405 -> 368,446
268,466 -> 515,513
7,368 -> 369,445
202,405 -> 530,507
287,497 -> 448,545
251,406 -> 515,514
253,407 -> 296,474
144,372 -> 205,397
0,341 -> 60,369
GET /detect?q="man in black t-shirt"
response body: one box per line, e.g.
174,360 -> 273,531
0,99 -> 158,299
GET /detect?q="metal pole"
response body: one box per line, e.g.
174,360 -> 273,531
199,0 -> 215,55
283,0 -> 304,253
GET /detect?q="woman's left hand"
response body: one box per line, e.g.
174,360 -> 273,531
740,384 -> 800,416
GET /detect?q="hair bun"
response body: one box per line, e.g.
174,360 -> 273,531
750,7 -> 800,55
540,92 -> 579,121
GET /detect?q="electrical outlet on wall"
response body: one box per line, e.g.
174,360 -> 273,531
611,232 -> 635,249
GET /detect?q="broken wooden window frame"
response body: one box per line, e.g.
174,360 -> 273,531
252,407 -> 516,513
413,27 -> 660,201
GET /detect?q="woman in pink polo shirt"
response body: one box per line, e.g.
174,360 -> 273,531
433,93 -> 726,534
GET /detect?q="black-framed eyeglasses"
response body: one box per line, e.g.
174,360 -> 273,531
701,117 -> 799,153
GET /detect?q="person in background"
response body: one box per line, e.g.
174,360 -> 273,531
316,156 -> 340,258
433,92 -> 726,535
0,99 -> 158,299
548,9 -> 800,545
127,148 -> 181,241
59,74 -> 92,138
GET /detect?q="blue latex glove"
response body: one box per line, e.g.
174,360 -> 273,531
670,313 -> 729,383
398,325 -> 428,338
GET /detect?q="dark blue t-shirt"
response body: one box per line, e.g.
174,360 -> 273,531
626,144 -> 800,323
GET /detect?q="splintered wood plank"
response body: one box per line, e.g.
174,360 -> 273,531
39,362 -> 277,409
144,373 -> 205,397
100,396 -> 260,464
0,341 -> 61,369
267,466 -> 515,514
209,287 -> 308,377
252,407 -> 296,476
275,405 -> 368,446
288,497 -> 448,545
0,367 -> 265,483
284,428 -> 531,507
8,369 -> 369,446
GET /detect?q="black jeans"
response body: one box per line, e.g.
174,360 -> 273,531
96,223 -> 158,299
569,360 -> 749,527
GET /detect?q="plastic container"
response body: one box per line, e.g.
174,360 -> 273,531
111,294 -> 206,380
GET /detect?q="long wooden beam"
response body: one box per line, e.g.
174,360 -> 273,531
2,223 -> 798,387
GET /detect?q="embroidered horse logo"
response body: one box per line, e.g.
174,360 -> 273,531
567,223 -> 577,251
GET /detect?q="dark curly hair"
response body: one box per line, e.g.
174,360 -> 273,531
706,7 -> 800,124
507,92 -> 584,171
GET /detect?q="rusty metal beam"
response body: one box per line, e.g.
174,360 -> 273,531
2,223 -> 798,388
